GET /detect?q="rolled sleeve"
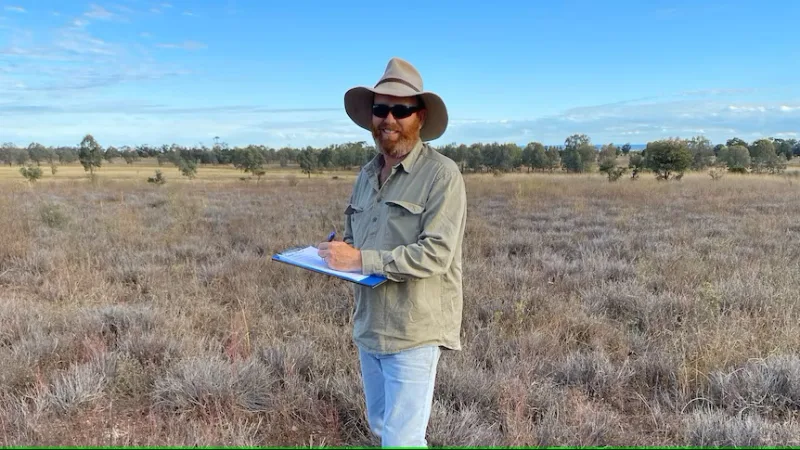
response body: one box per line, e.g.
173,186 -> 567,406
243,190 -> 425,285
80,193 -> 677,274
360,249 -> 384,276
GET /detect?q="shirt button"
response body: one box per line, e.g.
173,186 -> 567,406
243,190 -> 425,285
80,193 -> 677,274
372,217 -> 377,223
376,197 -> 382,203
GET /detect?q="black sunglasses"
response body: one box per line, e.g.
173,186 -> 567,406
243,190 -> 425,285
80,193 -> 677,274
372,104 -> 421,119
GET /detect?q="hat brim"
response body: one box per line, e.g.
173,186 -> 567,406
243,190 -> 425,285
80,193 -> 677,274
344,84 -> 448,142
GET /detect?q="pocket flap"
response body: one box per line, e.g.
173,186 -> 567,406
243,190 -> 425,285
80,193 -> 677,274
345,204 -> 364,215
385,200 -> 424,215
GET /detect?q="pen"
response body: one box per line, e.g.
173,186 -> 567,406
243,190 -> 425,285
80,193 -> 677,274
327,230 -> 336,242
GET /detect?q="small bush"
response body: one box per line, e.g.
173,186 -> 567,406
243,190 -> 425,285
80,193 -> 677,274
19,165 -> 43,182
709,167 -> 725,180
38,203 -> 70,229
148,170 -> 166,185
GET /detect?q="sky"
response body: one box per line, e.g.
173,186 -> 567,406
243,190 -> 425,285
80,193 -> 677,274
1,0 -> 799,149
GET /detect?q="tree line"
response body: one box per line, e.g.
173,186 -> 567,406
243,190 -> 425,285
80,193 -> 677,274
3,133 -> 799,182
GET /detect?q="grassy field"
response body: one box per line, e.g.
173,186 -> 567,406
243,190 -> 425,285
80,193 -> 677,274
0,161 -> 358,183
1,166 -> 800,446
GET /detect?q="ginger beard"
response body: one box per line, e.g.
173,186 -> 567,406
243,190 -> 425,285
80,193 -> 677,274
370,112 -> 423,159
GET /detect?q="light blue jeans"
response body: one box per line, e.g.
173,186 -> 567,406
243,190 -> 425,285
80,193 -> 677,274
358,345 -> 441,447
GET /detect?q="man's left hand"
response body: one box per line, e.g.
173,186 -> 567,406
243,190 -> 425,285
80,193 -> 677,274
317,241 -> 362,272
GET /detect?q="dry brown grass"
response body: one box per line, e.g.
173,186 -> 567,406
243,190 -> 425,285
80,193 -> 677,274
1,170 -> 799,446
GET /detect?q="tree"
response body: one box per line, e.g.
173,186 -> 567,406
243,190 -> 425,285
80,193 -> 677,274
688,136 -> 714,170
78,134 -> 103,175
748,138 -> 777,173
621,143 -> 632,155
629,153 -> 645,180
104,146 -> 121,162
233,146 -> 266,180
643,139 -> 692,180
562,134 -> 595,173
725,145 -> 751,171
544,146 -> 561,171
0,142 -> 15,166
178,158 -> 197,179
122,149 -> 140,164
773,138 -> 794,161
27,142 -> 52,165
297,148 -> 318,178
727,137 -> 748,148
522,142 -> 547,172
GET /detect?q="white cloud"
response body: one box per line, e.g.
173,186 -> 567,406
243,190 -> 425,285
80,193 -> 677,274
72,18 -> 90,27
160,3 -> 173,8
4,6 -> 25,13
84,4 -> 114,20
182,11 -> 194,16
780,105 -> 798,112
140,32 -> 152,38
150,8 -> 161,13
157,40 -> 207,50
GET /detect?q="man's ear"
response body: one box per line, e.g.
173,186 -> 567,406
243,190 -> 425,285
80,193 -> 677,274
418,109 -> 427,127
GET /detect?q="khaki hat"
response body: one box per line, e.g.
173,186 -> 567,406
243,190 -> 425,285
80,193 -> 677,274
344,57 -> 448,142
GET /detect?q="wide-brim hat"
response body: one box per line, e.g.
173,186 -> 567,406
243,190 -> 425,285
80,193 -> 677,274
344,57 -> 448,142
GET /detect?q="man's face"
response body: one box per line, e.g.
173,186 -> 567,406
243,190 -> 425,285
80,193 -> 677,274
370,93 -> 426,159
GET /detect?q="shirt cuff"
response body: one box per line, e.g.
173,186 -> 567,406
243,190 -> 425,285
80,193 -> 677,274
360,249 -> 384,276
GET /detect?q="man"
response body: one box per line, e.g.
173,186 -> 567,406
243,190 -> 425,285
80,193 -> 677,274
316,57 -> 467,447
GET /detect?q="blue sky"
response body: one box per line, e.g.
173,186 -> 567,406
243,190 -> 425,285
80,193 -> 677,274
1,0 -> 799,149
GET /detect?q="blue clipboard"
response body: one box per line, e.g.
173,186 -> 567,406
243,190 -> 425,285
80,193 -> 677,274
271,245 -> 388,288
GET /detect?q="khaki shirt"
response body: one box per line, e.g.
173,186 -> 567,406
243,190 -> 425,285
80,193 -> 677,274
343,139 -> 467,354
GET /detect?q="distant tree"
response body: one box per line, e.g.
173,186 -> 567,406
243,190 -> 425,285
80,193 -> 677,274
466,144 -> 483,172
78,134 -> 103,175
104,146 -> 121,162
27,142 -> 51,166
0,142 -> 16,166
56,147 -> 79,164
233,146 -> 266,180
565,134 -> 591,150
13,148 -> 28,165
726,145 -> 751,171
318,147 -> 334,169
522,142 -> 547,172
688,136 -> 715,170
644,139 -> 692,180
748,138 -> 777,173
773,138 -> 794,160
178,158 -> 198,179
727,137 -> 748,148
544,146 -> 561,171
297,148 -> 318,178
621,143 -> 632,155
628,153 -> 645,180
122,149 -> 140,164
562,134 -> 595,173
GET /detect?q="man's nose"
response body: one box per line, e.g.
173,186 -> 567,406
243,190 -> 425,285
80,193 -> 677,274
382,112 -> 397,124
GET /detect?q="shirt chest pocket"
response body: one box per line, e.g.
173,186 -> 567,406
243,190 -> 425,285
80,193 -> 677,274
384,200 -> 424,247
346,204 -> 368,248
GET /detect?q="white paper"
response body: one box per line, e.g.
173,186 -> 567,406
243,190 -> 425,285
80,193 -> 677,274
277,246 -> 374,283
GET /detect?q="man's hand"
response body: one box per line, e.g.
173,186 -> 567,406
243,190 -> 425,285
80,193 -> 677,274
317,241 -> 362,272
